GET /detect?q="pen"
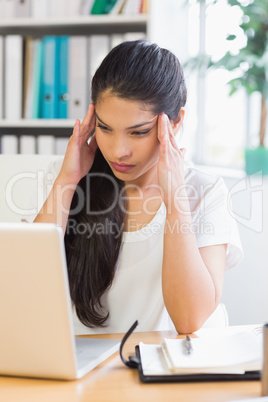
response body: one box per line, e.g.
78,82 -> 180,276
185,335 -> 193,355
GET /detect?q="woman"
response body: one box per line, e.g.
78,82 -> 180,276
34,40 -> 243,334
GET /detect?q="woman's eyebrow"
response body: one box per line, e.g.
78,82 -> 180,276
126,120 -> 155,130
95,113 -> 111,128
95,112 -> 156,130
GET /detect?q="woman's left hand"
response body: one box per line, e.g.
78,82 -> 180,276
157,113 -> 186,207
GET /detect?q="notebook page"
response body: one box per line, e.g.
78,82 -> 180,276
139,326 -> 262,376
162,332 -> 262,374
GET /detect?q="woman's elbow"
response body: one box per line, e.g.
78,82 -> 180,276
173,319 -> 205,335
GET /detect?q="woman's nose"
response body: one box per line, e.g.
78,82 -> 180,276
112,136 -> 132,160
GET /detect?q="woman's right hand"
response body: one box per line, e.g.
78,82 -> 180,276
59,103 -> 98,185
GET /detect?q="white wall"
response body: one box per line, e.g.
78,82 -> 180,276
222,174 -> 268,325
199,166 -> 268,326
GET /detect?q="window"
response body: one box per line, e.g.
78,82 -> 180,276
182,0 -> 252,169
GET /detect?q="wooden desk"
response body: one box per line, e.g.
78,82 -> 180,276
0,330 -> 261,402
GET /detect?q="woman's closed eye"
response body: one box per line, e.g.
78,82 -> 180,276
97,123 -> 111,132
131,128 -> 151,136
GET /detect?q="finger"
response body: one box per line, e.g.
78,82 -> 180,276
72,119 -> 81,137
81,103 -> 94,127
80,104 -> 96,139
88,133 -> 98,155
158,114 -> 169,152
164,115 -> 181,152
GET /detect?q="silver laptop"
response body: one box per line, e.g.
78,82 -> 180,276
0,222 -> 120,380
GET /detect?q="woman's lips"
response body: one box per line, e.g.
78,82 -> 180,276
110,162 -> 135,172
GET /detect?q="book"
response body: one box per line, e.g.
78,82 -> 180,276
103,0 -> 118,13
23,38 -> 35,119
4,35 -> 23,120
0,0 -> 4,19
123,32 -> 146,42
137,326 -> 262,381
37,135 -> 55,154
41,36 -> 60,119
32,39 -> 43,119
110,33 -> 124,49
80,0 -> 95,14
55,137 -> 69,155
20,136 -> 36,154
31,0 -> 49,18
90,0 -> 108,14
58,36 -> 69,119
0,36 -> 3,119
141,0 -> 148,13
88,34 -> 110,86
1,135 -> 18,154
121,0 -> 142,15
50,0 -> 66,18
14,0 -> 31,18
68,36 -> 88,119
67,0 -> 81,16
109,0 -> 126,14
2,0 -> 16,18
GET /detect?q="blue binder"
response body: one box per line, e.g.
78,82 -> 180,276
58,36 -> 69,119
41,36 -> 60,119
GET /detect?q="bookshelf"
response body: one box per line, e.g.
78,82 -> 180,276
0,0 -> 186,144
0,15 -> 148,36
0,119 -> 75,136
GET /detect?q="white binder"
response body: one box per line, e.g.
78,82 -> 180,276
31,0 -> 49,18
14,0 -> 31,18
37,135 -> 56,155
0,36 -> 3,119
0,0 -> 5,19
68,36 -> 88,120
56,138 -> 69,155
20,135 -> 36,155
2,0 -> 16,18
50,0 -> 67,17
1,136 -> 18,154
80,0 -> 95,15
110,34 -> 124,49
88,34 -> 110,99
67,0 -> 82,16
4,35 -> 23,120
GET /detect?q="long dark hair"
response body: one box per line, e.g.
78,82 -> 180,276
64,40 -> 187,328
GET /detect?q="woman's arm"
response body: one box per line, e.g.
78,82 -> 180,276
34,104 -> 97,234
158,114 -> 226,334
162,204 -> 226,334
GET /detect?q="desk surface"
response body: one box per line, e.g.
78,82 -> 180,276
0,330 -> 261,402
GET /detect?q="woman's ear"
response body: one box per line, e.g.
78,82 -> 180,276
171,108 -> 185,136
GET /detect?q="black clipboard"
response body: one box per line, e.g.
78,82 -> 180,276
120,321 -> 261,384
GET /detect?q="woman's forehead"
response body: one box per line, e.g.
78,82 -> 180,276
95,94 -> 157,125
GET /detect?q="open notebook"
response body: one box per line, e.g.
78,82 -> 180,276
120,321 -> 263,383
137,325 -> 262,382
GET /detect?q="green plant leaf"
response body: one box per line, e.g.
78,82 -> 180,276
226,34 -> 237,41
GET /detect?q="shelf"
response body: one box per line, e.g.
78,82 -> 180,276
0,15 -> 148,36
0,119 -> 75,137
